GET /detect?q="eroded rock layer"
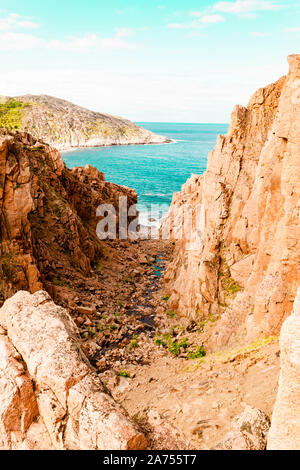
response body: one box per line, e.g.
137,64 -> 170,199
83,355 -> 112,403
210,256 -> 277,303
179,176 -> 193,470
0,290 -> 147,450
0,130 -> 137,304
163,54 -> 300,348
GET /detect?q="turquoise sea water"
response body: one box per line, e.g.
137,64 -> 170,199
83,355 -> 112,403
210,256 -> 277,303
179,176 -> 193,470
63,123 -> 228,225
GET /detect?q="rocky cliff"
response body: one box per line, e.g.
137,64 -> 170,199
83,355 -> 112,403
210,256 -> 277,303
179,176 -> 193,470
163,54 -> 300,349
0,95 -> 170,150
0,130 -> 137,305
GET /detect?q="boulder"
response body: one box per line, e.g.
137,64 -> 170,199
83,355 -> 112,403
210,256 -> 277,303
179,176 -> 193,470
0,290 -> 147,450
215,406 -> 270,450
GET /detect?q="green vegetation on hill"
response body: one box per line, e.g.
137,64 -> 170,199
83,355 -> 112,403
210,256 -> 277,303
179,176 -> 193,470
0,99 -> 29,131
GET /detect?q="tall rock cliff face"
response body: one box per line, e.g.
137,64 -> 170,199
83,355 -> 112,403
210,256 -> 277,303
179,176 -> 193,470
163,55 -> 300,349
267,287 -> 300,450
0,130 -> 137,304
0,95 -> 170,150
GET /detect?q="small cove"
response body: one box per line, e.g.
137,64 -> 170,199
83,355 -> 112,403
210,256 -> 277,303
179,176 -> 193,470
62,122 -> 228,226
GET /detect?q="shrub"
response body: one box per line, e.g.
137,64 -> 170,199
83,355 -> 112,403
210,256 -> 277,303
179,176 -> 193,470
154,337 -> 166,347
119,370 -> 130,378
130,336 -> 139,350
166,310 -> 176,318
0,99 -> 29,131
154,334 -> 190,356
187,345 -> 206,359
165,335 -> 189,356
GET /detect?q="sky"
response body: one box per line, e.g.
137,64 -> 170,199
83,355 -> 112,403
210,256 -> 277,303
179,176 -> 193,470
0,0 -> 299,122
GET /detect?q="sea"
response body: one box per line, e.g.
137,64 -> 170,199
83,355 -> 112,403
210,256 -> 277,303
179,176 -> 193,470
62,123 -> 228,227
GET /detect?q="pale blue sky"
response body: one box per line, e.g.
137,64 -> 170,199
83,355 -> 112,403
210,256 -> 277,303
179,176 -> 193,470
0,0 -> 299,121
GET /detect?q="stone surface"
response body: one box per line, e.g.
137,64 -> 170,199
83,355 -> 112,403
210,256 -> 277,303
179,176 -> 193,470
215,430 -> 260,450
0,290 -> 147,450
267,287 -> 300,450
2,95 -> 170,150
215,406 -> 270,450
144,409 -> 192,450
163,54 -> 300,348
231,406 -> 270,448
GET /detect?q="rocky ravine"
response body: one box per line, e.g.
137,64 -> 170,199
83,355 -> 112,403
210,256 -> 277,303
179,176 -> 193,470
163,54 -> 300,350
0,129 -> 175,373
0,94 -> 170,150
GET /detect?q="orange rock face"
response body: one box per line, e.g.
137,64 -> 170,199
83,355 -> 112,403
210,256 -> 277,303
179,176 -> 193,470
163,55 -> 300,348
0,131 -> 137,304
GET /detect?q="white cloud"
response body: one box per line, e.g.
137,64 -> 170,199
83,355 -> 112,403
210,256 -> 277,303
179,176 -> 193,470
212,0 -> 285,15
0,29 -> 140,52
115,27 -> 133,38
0,12 -> 39,31
114,8 -> 135,15
47,31 -> 140,52
168,14 -> 224,29
0,11 -> 141,52
0,32 -> 42,50
251,31 -> 272,37
284,27 -> 300,32
188,1 -> 286,21
201,14 -> 225,23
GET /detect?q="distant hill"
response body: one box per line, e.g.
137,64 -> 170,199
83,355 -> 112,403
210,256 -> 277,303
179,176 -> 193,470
0,94 -> 170,150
